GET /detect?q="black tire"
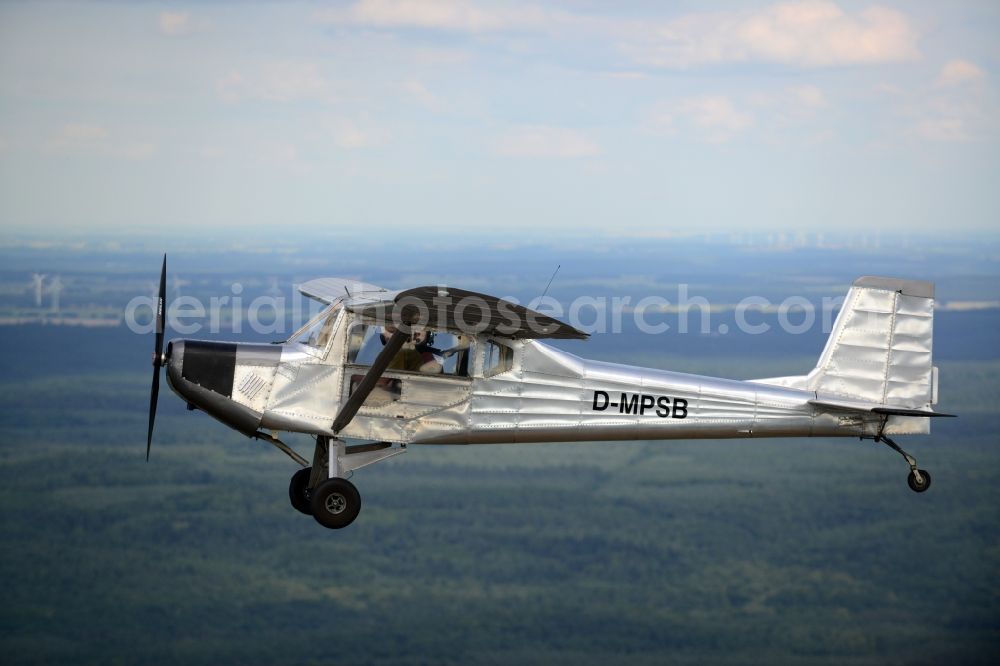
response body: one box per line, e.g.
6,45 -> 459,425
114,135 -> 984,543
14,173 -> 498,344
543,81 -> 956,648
289,467 -> 314,515
311,477 -> 361,529
907,469 -> 932,493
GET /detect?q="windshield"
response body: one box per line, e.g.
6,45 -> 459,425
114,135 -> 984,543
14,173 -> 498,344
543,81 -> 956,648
289,305 -> 341,350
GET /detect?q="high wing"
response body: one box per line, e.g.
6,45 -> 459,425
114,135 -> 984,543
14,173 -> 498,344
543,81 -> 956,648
350,285 -> 588,340
297,277 -> 393,307
299,279 -> 587,340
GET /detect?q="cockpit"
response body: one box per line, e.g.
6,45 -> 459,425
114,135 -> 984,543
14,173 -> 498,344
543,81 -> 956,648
287,302 -> 514,380
288,304 -> 474,375
347,323 -> 470,377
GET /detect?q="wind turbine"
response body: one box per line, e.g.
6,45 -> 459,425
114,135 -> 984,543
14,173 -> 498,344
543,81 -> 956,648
48,275 -> 63,313
30,273 -> 46,307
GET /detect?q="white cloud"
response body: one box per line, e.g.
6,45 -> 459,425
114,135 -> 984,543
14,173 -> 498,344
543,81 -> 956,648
652,87 -> 826,141
937,59 -> 985,87
256,141 -> 303,170
116,142 -> 156,160
319,0 -> 548,32
903,61 -> 994,142
749,85 -> 828,123
217,62 -> 331,103
159,11 -> 204,37
325,118 -> 387,149
47,123 -> 109,150
46,123 -> 156,158
604,71 -> 650,81
906,94 -> 995,143
872,82 -> 906,97
644,104 -> 676,136
677,96 -> 754,142
624,2 -> 919,68
322,1 -> 919,70
403,80 -> 445,112
911,117 -> 968,142
791,85 -> 827,109
215,72 -> 244,103
60,123 -> 108,142
495,125 -> 599,158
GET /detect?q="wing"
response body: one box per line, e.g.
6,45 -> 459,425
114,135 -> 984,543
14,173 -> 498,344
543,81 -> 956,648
297,277 -> 394,306
349,285 -> 588,340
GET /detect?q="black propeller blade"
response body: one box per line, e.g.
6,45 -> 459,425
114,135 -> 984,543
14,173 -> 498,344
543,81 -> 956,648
147,254 -> 166,461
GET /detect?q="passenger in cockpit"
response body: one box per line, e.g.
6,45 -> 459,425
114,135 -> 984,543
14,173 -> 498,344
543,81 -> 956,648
441,334 -> 471,376
382,326 -> 443,374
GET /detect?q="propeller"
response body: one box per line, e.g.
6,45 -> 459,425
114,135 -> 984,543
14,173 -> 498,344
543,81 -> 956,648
147,254 -> 167,461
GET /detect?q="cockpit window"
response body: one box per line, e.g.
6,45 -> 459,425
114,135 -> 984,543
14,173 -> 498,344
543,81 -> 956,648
346,322 -> 470,377
291,307 -> 340,351
347,323 -> 383,365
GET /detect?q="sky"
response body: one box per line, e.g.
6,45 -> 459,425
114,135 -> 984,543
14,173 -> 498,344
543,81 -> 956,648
0,0 -> 997,237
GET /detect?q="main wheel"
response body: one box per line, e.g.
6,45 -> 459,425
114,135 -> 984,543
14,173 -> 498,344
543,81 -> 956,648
907,469 -> 932,493
311,477 -> 361,529
289,467 -> 314,515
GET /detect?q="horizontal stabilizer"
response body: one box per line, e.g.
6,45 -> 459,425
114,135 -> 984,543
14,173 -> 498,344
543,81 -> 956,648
809,398 -> 955,418
871,407 -> 955,418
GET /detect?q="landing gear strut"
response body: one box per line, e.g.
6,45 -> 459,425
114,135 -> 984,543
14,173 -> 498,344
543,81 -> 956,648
286,436 -> 407,529
875,434 -> 931,493
305,436 -> 361,529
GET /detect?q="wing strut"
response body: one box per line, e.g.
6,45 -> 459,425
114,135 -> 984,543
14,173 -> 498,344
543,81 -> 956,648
331,327 -> 409,434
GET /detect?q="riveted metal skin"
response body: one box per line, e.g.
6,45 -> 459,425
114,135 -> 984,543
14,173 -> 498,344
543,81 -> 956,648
164,276 -> 941,451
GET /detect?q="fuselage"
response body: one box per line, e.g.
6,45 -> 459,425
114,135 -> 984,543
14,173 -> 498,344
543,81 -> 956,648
164,303 -> 876,446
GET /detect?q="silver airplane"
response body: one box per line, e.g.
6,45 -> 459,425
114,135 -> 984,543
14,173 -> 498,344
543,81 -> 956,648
146,258 -> 953,529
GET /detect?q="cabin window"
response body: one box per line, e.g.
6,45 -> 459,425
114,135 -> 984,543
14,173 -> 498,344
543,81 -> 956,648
346,322 -> 470,377
483,340 -> 514,377
347,322 -> 380,365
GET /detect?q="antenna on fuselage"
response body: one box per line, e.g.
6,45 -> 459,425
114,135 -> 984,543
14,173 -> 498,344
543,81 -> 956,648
540,264 -> 561,301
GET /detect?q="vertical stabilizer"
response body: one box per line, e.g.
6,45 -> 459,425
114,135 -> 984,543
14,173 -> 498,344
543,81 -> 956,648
810,276 -> 935,408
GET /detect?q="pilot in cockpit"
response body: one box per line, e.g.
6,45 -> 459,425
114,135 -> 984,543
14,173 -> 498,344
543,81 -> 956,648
382,325 -> 443,374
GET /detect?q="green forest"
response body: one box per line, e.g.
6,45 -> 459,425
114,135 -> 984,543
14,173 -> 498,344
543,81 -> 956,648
1,346 -> 996,665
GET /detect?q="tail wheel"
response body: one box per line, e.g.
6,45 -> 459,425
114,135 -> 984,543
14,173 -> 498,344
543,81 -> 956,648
907,469 -> 932,493
311,477 -> 361,529
289,467 -> 314,515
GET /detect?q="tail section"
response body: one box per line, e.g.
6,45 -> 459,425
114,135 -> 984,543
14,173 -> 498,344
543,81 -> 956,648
811,276 -> 936,408
755,276 -> 938,412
